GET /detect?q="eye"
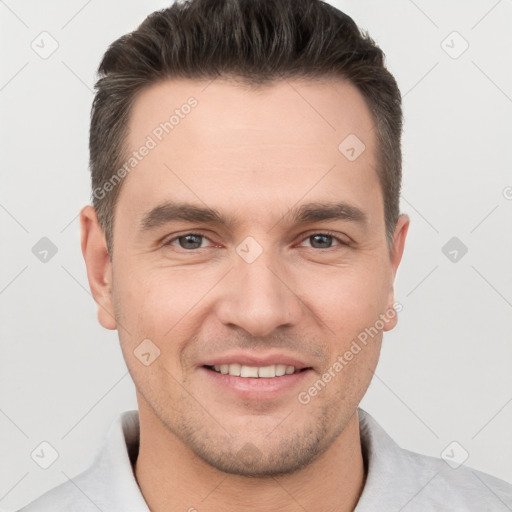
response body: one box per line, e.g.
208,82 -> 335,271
165,233 -> 213,250
298,232 -> 348,249
163,231 -> 349,252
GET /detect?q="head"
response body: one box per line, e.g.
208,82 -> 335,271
90,0 -> 403,257
82,0 -> 409,476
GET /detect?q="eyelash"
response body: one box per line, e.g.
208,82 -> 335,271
164,231 -> 350,250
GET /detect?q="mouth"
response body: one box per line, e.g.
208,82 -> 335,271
203,363 -> 311,378
199,352 -> 314,399
200,362 -> 313,400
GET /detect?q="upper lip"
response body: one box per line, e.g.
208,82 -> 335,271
201,352 -> 311,370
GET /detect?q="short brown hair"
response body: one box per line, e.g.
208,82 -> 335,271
90,0 -> 402,258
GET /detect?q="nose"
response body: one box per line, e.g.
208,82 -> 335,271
215,246 -> 303,337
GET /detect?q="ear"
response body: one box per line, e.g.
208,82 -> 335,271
80,205 -> 117,330
383,214 -> 409,332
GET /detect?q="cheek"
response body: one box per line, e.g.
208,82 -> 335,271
298,263 -> 390,336
112,271 -> 188,398
112,265 -> 214,377
114,263 -> 204,332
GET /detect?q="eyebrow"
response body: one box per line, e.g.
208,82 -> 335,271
139,200 -> 367,232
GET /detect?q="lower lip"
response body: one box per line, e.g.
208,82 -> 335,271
199,366 -> 312,400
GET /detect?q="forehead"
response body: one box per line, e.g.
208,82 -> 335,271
127,76 -> 375,151
118,77 -> 380,227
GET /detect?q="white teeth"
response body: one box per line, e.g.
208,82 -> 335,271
240,365 -> 259,377
285,365 -> 295,375
257,365 -> 275,378
275,364 -> 287,376
210,363 -> 300,378
229,363 -> 241,376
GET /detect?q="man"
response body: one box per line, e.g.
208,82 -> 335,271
19,0 -> 512,510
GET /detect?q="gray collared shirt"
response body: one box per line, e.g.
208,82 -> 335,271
18,408 -> 512,511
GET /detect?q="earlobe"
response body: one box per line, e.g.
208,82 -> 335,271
80,205 -> 117,330
383,214 -> 410,332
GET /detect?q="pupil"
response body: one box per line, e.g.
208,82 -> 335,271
311,234 -> 332,248
180,234 -> 202,249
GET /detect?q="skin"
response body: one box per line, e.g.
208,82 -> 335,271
81,77 -> 409,512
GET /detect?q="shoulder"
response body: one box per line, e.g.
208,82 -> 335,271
356,408 -> 512,511
16,410 -> 146,512
399,445 -> 512,510
15,472 -> 101,512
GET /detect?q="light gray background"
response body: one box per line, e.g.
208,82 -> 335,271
1,0 -> 511,510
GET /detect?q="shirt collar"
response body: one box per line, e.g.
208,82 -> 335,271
74,409 -> 149,510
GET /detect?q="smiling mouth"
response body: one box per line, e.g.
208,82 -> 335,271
204,364 -> 311,378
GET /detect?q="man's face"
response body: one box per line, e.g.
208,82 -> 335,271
89,78 -> 407,475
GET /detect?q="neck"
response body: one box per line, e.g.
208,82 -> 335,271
133,400 -> 366,512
